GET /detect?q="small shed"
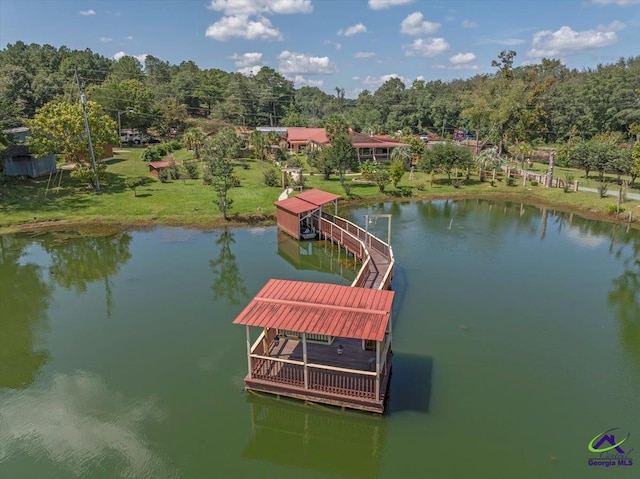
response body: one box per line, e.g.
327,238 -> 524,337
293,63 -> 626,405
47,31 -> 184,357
148,161 -> 177,178
1,145 -> 57,178
274,188 -> 340,240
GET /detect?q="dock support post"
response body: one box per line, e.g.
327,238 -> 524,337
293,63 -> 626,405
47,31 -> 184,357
302,333 -> 309,389
375,340 -> 380,400
246,326 -> 252,379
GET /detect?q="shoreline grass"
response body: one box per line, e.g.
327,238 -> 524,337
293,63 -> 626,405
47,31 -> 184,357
1,147 -> 638,235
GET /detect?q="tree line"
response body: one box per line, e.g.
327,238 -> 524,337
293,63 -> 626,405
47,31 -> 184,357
2,42 -> 639,148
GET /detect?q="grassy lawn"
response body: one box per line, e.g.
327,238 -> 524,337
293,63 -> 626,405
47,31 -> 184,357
1,147 -> 639,233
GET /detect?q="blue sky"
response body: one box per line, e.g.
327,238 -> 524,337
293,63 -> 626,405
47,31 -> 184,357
1,0 -> 639,98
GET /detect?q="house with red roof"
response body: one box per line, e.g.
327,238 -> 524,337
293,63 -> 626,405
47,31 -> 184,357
285,127 -> 407,162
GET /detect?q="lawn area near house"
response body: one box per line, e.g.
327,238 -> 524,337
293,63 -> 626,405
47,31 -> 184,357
1,147 -> 639,233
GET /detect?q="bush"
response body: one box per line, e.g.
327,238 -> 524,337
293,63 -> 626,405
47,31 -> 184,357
607,205 -> 624,215
263,168 -> 279,187
506,177 -> 515,187
597,181 -> 609,198
229,173 -> 241,188
183,161 -> 200,179
141,147 -> 161,162
416,182 -> 426,191
530,180 -> 538,186
451,178 -> 464,188
167,140 -> 183,151
287,156 -> 303,168
342,181 -> 352,197
563,173 -> 574,193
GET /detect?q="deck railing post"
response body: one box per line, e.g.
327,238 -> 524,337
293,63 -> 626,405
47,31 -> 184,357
246,326 -> 252,379
375,340 -> 380,400
302,333 -> 309,389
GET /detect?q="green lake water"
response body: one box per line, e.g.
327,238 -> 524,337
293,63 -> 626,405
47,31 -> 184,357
1,199 -> 639,478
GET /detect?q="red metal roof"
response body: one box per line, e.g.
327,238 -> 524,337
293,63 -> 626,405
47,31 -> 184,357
274,196 -> 317,214
295,189 -> 341,206
233,279 -> 394,341
287,127 -> 327,143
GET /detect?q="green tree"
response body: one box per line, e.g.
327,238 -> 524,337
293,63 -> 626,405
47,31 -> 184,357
149,96 -> 188,140
630,142 -> 640,185
204,127 -> 241,220
28,99 -> 117,164
390,160 -> 405,188
182,127 -> 206,158
420,142 -> 473,179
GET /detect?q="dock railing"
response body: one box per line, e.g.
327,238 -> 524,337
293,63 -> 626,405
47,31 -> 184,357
319,212 -> 394,290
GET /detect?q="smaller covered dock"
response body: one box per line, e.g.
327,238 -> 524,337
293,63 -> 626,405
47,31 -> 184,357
274,189 -> 340,240
234,279 -> 394,413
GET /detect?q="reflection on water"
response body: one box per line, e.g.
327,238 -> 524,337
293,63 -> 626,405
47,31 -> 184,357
210,229 -> 248,305
0,235 -> 51,389
244,394 -> 387,479
0,371 -> 171,478
277,231 -> 359,283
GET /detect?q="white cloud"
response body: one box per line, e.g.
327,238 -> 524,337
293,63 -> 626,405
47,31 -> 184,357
125,35 -> 133,41
591,0 -> 640,5
208,0 -> 313,15
112,52 -> 146,63
229,52 -> 263,67
401,12 -> 440,35
290,75 -> 324,87
324,40 -> 342,50
0,372 -> 167,478
354,51 -> 376,58
338,23 -> 368,37
431,63 -> 481,71
100,37 -> 112,43
362,73 -> 409,89
239,65 -> 265,76
277,50 -> 336,74
449,52 -> 476,64
205,15 -> 283,41
369,0 -> 415,10
462,19 -> 478,28
489,38 -> 526,46
404,37 -> 450,57
79,9 -> 95,16
597,20 -> 625,32
528,25 -> 618,58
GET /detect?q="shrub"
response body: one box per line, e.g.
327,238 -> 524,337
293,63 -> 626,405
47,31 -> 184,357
372,169 -> 391,193
183,161 -> 200,179
597,181 -> 609,198
416,182 -> 426,191
158,168 -> 170,183
530,180 -> 538,186
263,168 -> 279,187
607,205 -> 624,215
451,178 -> 464,189
342,181 -> 352,197
168,140 -> 183,151
563,173 -> 574,193
287,156 -> 303,168
141,147 -> 161,162
506,177 -> 515,187
229,173 -> 241,188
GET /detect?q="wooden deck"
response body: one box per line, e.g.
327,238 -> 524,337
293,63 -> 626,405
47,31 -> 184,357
242,201 -> 395,413
246,347 -> 392,413
271,337 -> 376,371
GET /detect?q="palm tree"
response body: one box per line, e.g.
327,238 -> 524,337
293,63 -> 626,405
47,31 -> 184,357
182,127 -> 206,159
475,147 -> 504,182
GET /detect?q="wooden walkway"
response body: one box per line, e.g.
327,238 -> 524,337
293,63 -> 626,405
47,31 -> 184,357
317,212 -> 394,290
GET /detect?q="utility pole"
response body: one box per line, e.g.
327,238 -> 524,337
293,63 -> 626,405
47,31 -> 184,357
75,67 -> 100,190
